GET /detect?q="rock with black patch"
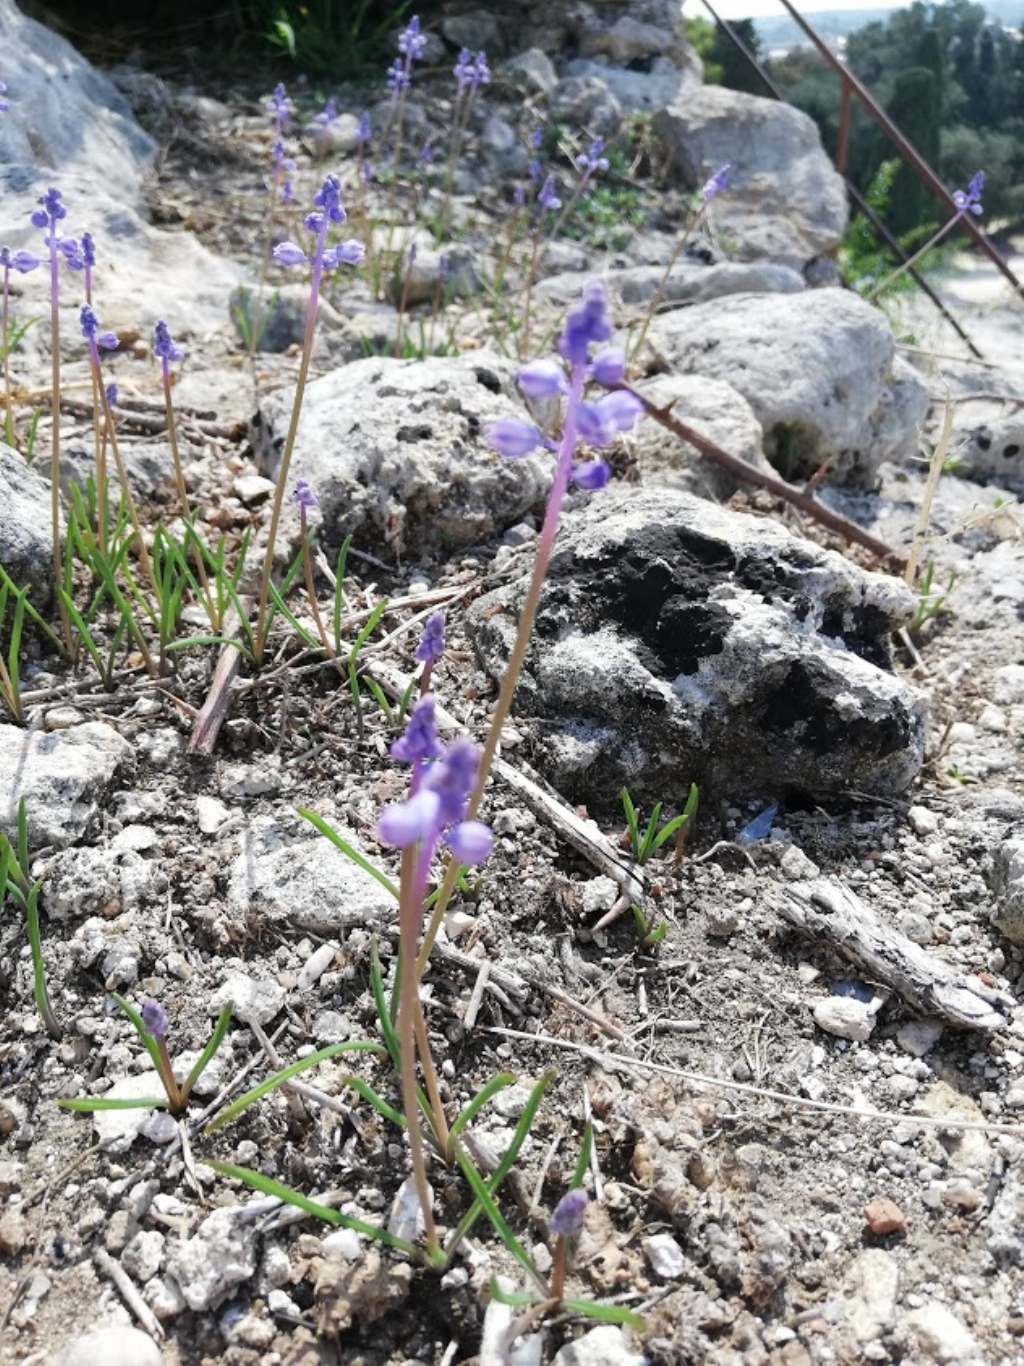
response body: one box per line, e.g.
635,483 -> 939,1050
467,489 -> 925,805
957,415 -> 1024,486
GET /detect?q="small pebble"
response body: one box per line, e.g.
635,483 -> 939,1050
813,996 -> 875,1042
643,1232 -> 686,1278
863,1197 -> 906,1235
908,806 -> 939,836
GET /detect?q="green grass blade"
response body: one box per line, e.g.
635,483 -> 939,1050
332,534 -> 351,655
111,992 -> 164,1074
207,1161 -> 418,1256
61,589 -> 111,687
363,676 -> 392,720
369,939 -> 401,1068
203,1040 -> 384,1133
180,1004 -> 233,1103
16,797 -> 29,879
396,675 -> 417,725
348,599 -> 388,666
620,788 -> 640,858
449,1074 -> 517,1144
268,579 -> 323,652
638,801 -> 662,862
298,808 -> 398,898
571,1120 -> 593,1190
561,1298 -> 645,1328
650,811 -> 690,853
25,882 -> 60,1038
454,1144 -> 546,1294
0,569 -> 62,653
58,1096 -> 166,1112
7,589 -> 25,709
165,634 -> 253,659
487,1277 -> 538,1309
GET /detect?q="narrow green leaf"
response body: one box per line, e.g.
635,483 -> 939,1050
111,992 -> 164,1074
332,534 -> 351,656
180,1004 -> 233,1103
571,1120 -> 593,1191
620,788 -> 639,858
16,797 -> 29,880
208,1161 -> 418,1255
25,882 -> 60,1039
61,590 -> 111,688
454,1144 -> 546,1293
58,1096 -> 166,1112
165,634 -> 252,658
562,1298 -> 645,1328
638,801 -> 662,862
298,808 -> 398,898
487,1277 -> 538,1309
369,939 -> 401,1069
449,1074 -> 517,1144
203,1040 -> 384,1134
268,579 -> 322,652
348,599 -> 388,666
650,811 -> 690,852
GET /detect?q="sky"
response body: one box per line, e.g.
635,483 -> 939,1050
681,0 -> 912,17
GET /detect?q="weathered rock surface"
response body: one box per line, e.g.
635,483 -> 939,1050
467,490 -> 926,805
165,1207 -> 258,1312
954,413 -> 1024,485
649,288 -> 928,483
253,354 -> 551,556
0,440 -> 55,605
227,815 -> 394,933
989,838 -> 1024,944
631,373 -> 774,502
51,1324 -> 163,1366
563,56 -> 696,113
0,721 -> 132,848
537,260 -> 805,309
653,85 -> 848,267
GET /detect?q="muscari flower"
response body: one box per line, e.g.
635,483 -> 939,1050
378,728 -> 493,866
577,137 -> 609,180
415,613 -> 445,666
0,246 -> 40,274
274,174 -> 365,273
80,305 -> 118,351
953,170 -> 984,217
31,186 -> 68,235
153,319 -> 183,367
291,478 -> 318,513
391,695 -> 441,765
267,82 -> 293,129
701,163 -> 732,203
141,998 -> 168,1041
398,14 -> 427,60
387,58 -> 411,94
105,383 -> 118,408
357,110 -> 371,143
317,97 -> 338,126
549,1188 -> 589,1238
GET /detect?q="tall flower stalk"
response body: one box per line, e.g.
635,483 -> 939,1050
292,479 -> 332,655
253,176 -> 364,664
439,48 -> 490,233
1,246 -> 40,449
417,286 -> 641,974
630,163 -> 731,365
31,188 -> 72,650
388,15 -> 427,175
521,175 -> 562,358
377,700 -> 494,1251
867,170 -> 984,303
249,83 -> 294,359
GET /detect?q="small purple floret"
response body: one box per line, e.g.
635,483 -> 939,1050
538,176 -> 561,212
141,999 -> 168,1041
80,306 -> 118,350
591,346 -> 625,387
378,788 -> 441,848
559,283 -> 611,368
549,1188 -> 589,1237
106,383 -> 118,408
489,417 -> 544,459
415,613 -> 446,666
518,358 -> 566,400
574,459 -> 612,491
290,478 -> 318,513
0,246 -> 40,274
953,169 -> 984,217
701,163 -> 732,203
153,319 -> 184,365
391,696 -> 441,765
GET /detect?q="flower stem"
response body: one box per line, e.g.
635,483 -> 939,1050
549,1236 -> 568,1301
630,202 -> 708,367
299,508 -> 333,656
2,267 -> 14,450
253,221 -> 327,665
397,846 -> 439,1252
416,363 -> 585,977
48,237 -> 71,654
162,364 -> 215,626
865,214 -> 960,303
90,349 -> 157,601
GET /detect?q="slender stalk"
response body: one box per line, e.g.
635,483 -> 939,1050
866,214 -> 960,303
417,364 -> 585,976
299,507 -> 333,656
413,997 -> 451,1160
47,233 -> 71,653
2,265 -> 13,449
88,349 -> 156,597
253,217 -> 329,665
521,231 -> 542,360
161,362 -> 215,624
549,1237 -> 568,1301
629,203 -> 708,366
397,847 -> 439,1252
155,1036 -> 184,1114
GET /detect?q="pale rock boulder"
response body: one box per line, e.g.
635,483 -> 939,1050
649,288 -> 928,483
653,85 -> 848,267
955,413 -> 1024,486
253,354 -> 552,557
467,489 -> 926,807
0,440 -> 55,605
0,721 -> 132,849
536,260 -> 804,309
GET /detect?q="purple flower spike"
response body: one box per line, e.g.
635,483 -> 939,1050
560,283 -> 611,368
106,383 -> 118,408
423,738 -> 479,827
398,14 -> 427,60
577,137 -> 609,179
391,696 -> 441,764
357,110 -> 371,142
953,170 -> 984,217
81,232 -> 96,268
518,358 -> 566,400
550,1188 -> 589,1238
317,97 -> 338,126
595,389 -> 643,434
489,417 -> 544,459
80,306 -> 118,350
415,613 -> 446,665
0,246 -> 40,274
291,478 -> 318,512
473,52 -> 491,86
378,788 -> 442,848
701,163 -> 732,203
387,58 -> 411,94
31,186 -> 67,232
591,346 -> 625,387
454,47 -> 473,91
153,319 -> 184,365
141,999 -> 168,1041
447,819 -> 493,866
267,82 -> 293,129
322,240 -> 365,270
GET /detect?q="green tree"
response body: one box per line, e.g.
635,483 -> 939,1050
887,66 -> 943,234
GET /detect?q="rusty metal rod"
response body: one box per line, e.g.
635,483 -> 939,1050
694,0 -> 985,361
775,0 -> 1024,302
